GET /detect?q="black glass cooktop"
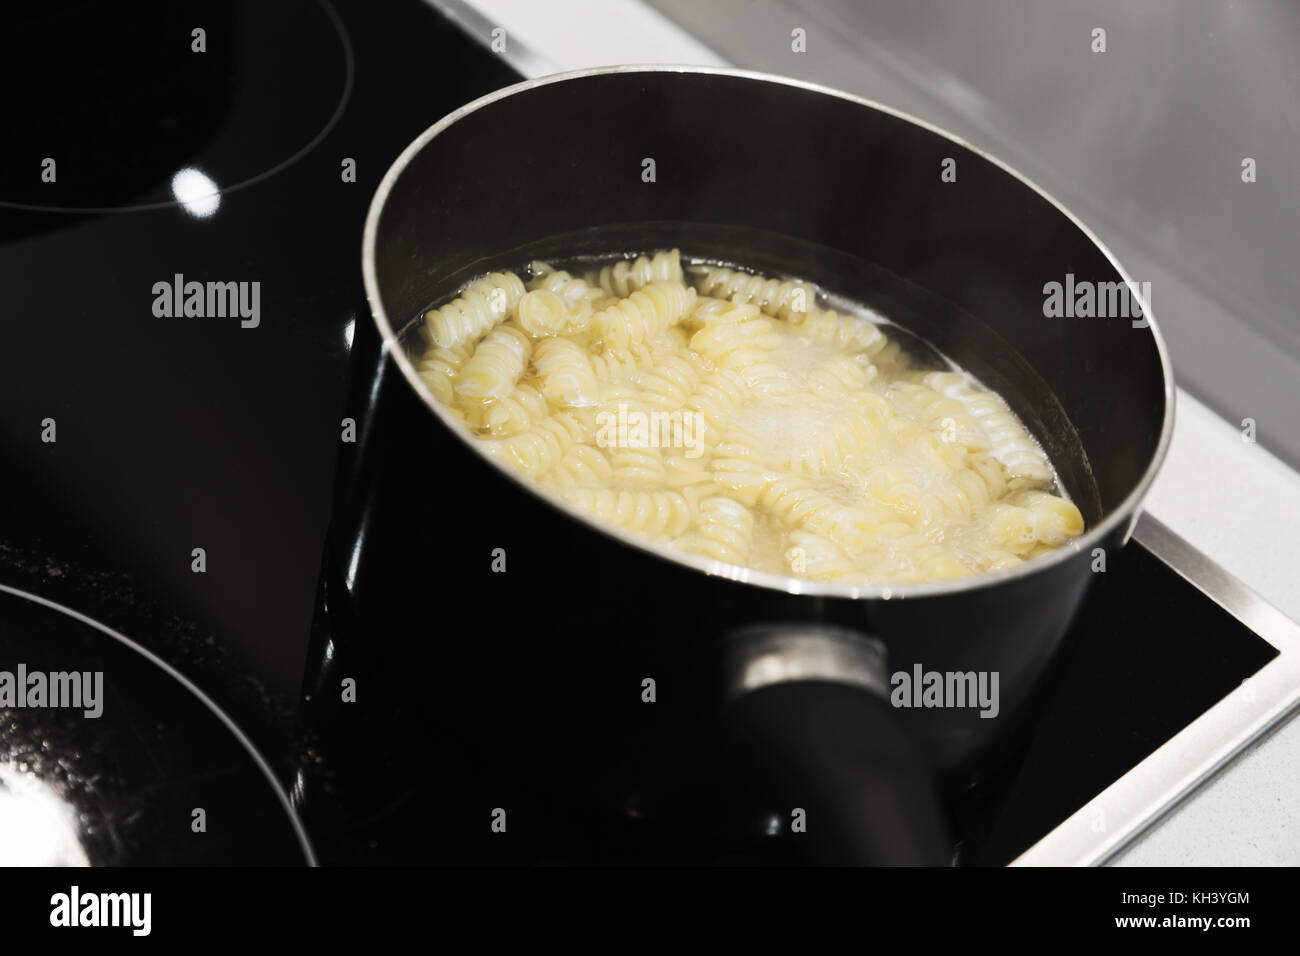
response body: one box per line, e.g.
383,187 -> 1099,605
0,0 -> 516,703
0,0 -> 349,217
0,0 -> 1283,866
0,587 -> 310,865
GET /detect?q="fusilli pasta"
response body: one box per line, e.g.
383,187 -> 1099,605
690,265 -> 816,317
413,249 -> 1084,584
591,249 -> 684,298
425,271 -> 526,349
593,280 -> 696,353
454,324 -> 531,402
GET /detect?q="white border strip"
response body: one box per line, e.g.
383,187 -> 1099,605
431,0 -> 727,74
0,584 -> 318,867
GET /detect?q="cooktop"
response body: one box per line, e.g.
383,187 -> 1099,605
0,0 -> 1295,867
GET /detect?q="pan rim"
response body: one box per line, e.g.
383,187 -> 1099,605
361,64 -> 1177,602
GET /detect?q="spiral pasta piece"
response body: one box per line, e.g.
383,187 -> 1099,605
638,354 -> 701,412
589,341 -> 656,383
592,249 -> 683,298
415,345 -> 471,404
514,289 -> 585,339
674,496 -> 755,567
707,425 -> 777,504
977,490 -> 1082,556
890,381 -> 989,452
521,269 -> 609,336
688,307 -> 781,364
685,367 -> 752,448
686,296 -> 743,328
804,352 -> 875,398
920,371 -> 1054,485
782,408 -> 875,476
690,265 -> 817,317
609,446 -> 667,490
782,304 -> 887,356
784,530 -> 855,580
528,268 -> 607,307
561,488 -> 693,539
480,412 -> 584,478
534,337 -> 599,407
889,538 -> 972,582
425,271 -> 525,349
593,281 -> 696,353
922,466 -> 999,521
1006,489 -> 1085,545
454,324 -> 531,402
546,445 -> 614,490
461,382 -> 549,437
759,476 -> 875,554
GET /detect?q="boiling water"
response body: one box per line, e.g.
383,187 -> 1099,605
410,249 -> 1083,585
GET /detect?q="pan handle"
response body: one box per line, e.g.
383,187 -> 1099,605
718,624 -> 952,866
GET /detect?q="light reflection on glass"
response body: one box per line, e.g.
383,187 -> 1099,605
290,768 -> 307,809
345,534 -> 364,595
0,762 -> 89,866
170,167 -> 221,218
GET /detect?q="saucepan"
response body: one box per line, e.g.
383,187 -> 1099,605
355,67 -> 1174,864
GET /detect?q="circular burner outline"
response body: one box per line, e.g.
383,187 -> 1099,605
0,582 -> 318,866
0,0 -> 354,215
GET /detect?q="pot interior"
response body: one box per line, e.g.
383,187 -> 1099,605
369,70 -> 1170,535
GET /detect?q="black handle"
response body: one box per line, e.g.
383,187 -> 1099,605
718,625 -> 951,866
